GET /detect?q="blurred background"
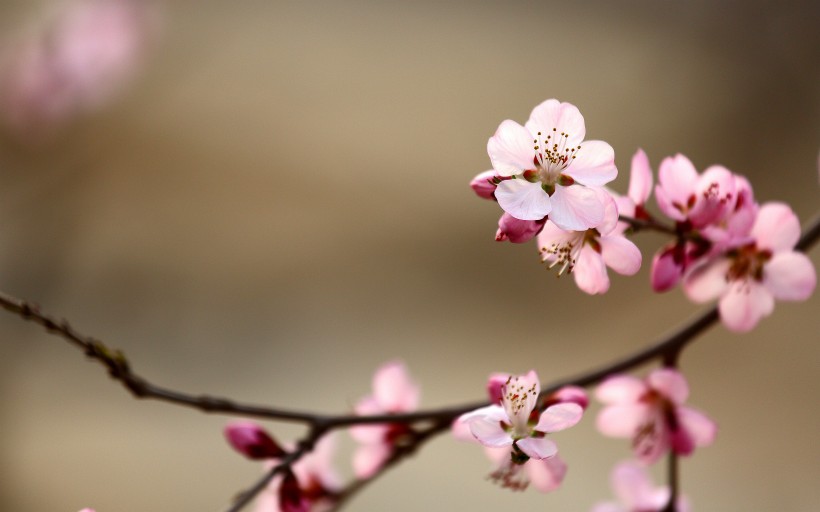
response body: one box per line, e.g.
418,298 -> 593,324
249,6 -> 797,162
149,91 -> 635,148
1,0 -> 818,510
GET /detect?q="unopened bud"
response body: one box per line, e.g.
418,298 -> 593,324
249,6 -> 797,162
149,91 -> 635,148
486,373 -> 509,404
544,386 -> 588,410
224,421 -> 286,460
495,213 -> 545,244
279,469 -> 309,512
470,170 -> 499,200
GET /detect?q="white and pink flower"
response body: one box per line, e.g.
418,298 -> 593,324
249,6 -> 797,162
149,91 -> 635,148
457,371 -> 583,491
590,460 -> 689,512
350,361 -> 420,478
596,369 -> 716,464
538,189 -> 642,294
684,202 -> 816,332
486,99 -> 618,230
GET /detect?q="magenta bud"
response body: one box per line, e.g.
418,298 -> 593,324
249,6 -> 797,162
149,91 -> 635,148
546,386 -> 589,410
224,421 -> 286,460
650,246 -> 683,292
470,170 -> 499,200
495,213 -> 545,243
279,470 -> 309,512
486,373 -> 509,404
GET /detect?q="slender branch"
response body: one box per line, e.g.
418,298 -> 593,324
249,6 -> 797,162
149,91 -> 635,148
618,214 -> 677,235
662,452 -> 679,512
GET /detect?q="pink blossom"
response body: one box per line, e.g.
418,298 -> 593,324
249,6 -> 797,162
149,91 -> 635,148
596,369 -> 716,464
224,421 -> 286,460
538,189 -> 642,294
487,99 -> 617,230
458,371 -> 582,490
350,361 -> 420,478
684,202 -> 816,332
590,461 -> 689,512
654,154 -> 736,229
455,376 -> 586,492
254,435 -> 341,512
0,0 -> 155,137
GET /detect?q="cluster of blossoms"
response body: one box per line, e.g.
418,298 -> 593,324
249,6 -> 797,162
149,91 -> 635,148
0,0 -> 156,138
472,99 -> 816,331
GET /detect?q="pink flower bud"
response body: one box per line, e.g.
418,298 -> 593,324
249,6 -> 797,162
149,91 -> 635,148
470,170 -> 498,200
650,245 -> 683,292
495,213 -> 545,243
279,469 -> 309,512
224,421 -> 285,460
545,385 -> 589,410
486,372 -> 509,404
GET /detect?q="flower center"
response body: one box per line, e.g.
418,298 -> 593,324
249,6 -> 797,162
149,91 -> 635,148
530,128 -> 581,192
539,233 -> 585,276
727,242 -> 772,283
503,375 -> 537,435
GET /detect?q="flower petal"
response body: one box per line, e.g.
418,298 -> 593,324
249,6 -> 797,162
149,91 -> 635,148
718,280 -> 774,332
563,140 -> 617,186
596,375 -> 647,404
595,188 -> 620,236
657,154 -> 698,206
352,442 -> 391,479
650,246 -> 683,292
373,361 -> 419,412
487,120 -> 536,176
751,202 -> 800,252
647,368 -> 689,404
612,461 -> 667,511
525,99 -> 586,148
496,212 -> 545,243
526,454 -> 567,493
688,165 -> 735,227
677,406 -> 717,448
573,246 -> 610,295
683,258 -> 731,303
469,417 -> 514,447
628,149 -> 653,205
495,179 -> 552,221
535,402 -> 583,433
470,170 -> 498,200
516,437 -> 558,460
596,404 -> 650,438
502,371 -> 540,433
600,235 -> 642,276
764,252 -> 816,301
549,184 -> 605,231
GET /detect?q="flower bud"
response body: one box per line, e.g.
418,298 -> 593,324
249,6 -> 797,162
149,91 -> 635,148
224,421 -> 286,460
279,469 -> 309,512
470,170 -> 498,200
650,245 -> 683,292
545,385 -> 588,410
495,213 -> 545,243
486,372 -> 509,404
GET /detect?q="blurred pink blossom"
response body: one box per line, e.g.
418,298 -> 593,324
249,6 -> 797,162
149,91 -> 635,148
590,460 -> 689,512
684,202 -> 816,332
596,368 -> 716,464
486,99 -> 618,230
0,0 -> 156,137
350,361 -> 420,478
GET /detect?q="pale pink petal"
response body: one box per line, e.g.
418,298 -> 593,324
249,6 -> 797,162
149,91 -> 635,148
764,252 -> 816,301
563,140 -> 617,186
458,404 -> 509,425
611,461 -> 662,510
683,258 -> 731,303
647,368 -> 689,404
751,202 -> 800,252
526,454 -> 567,493
628,148 -> 653,205
353,396 -> 381,416
496,213 -> 545,243
352,442 -> 391,479
299,434 -> 341,490
596,404 -> 650,438
451,416 -> 476,442
469,417 -> 514,447
535,402 -> 583,433
677,406 -> 717,448
495,179 -> 552,221
595,375 -> 647,404
373,361 -> 419,412
589,503 -> 624,512
573,247 -> 610,295
516,437 -> 558,460
548,184 -> 606,230
595,188 -> 620,236
654,183 -> 686,222
549,385 -> 589,410
348,423 -> 387,444
470,170 -> 498,200
487,120 -> 537,176
536,220 -> 580,251
600,235 -> 642,276
718,280 -> 775,332
688,165 -> 735,227
650,246 -> 683,292
657,154 -> 698,206
525,99 -> 586,148
502,370 -> 540,432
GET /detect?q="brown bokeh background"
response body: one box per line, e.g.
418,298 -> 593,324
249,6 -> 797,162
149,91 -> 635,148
1,1 -> 819,510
